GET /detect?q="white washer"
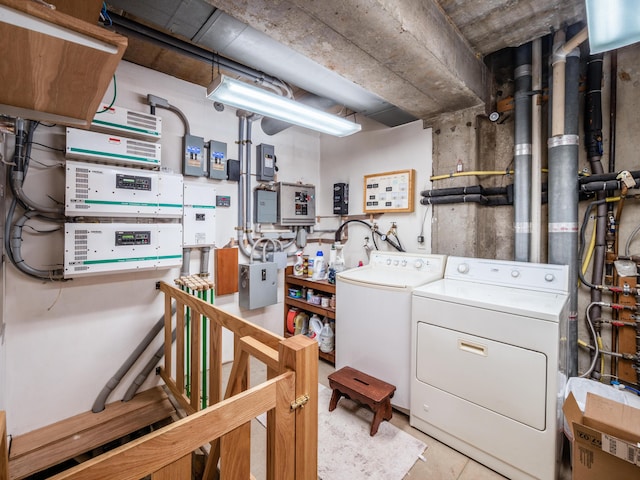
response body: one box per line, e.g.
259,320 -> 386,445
411,256 -> 569,480
336,251 -> 447,412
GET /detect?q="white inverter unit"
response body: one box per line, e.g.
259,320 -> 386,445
64,223 -> 182,278
91,105 -> 162,141
66,128 -> 162,168
65,161 -> 183,218
182,181 -> 216,247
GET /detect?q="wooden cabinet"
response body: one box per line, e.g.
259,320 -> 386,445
0,0 -> 127,126
283,266 -> 336,364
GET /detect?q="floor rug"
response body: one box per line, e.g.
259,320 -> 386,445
259,384 -> 426,480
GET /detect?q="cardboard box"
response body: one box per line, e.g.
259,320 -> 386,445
563,391 -> 640,479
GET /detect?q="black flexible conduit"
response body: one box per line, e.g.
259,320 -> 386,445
334,219 -> 404,252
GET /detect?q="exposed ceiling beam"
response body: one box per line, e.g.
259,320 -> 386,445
205,0 -> 492,120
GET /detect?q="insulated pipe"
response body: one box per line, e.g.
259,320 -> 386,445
91,303 -> 176,412
181,248 -> 191,277
514,43 -> 533,262
548,27 -> 587,378
200,246 -> 211,276
584,55 -> 607,373
531,38 -> 543,263
122,328 -> 178,402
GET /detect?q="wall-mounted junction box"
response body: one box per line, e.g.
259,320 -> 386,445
91,105 -> 162,142
276,182 -> 316,226
254,189 -> 277,223
208,140 -> 227,180
64,223 -> 182,278
66,128 -> 161,168
65,161 -> 183,218
238,262 -> 278,310
183,134 -> 205,177
183,181 -> 216,247
256,143 -> 275,181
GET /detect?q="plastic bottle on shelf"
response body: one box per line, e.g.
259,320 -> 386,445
334,242 -> 345,273
307,255 -> 314,278
308,314 -> 323,342
319,317 -> 335,353
312,250 -> 326,280
293,251 -> 304,276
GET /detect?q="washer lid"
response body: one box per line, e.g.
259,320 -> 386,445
338,265 -> 444,289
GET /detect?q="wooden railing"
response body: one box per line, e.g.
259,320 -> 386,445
47,281 -> 318,480
1,411 -> 8,480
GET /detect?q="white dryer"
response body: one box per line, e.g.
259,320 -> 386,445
411,256 -> 569,480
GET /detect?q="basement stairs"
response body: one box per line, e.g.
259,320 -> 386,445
7,386 -> 176,480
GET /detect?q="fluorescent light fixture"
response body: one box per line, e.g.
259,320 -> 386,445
206,75 -> 361,137
0,5 -> 119,54
585,0 -> 640,53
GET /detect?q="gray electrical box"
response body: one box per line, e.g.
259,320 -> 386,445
254,189 -> 277,223
256,143 -> 275,181
208,140 -> 227,180
183,134 -> 205,177
238,262 -> 278,310
276,182 -> 316,226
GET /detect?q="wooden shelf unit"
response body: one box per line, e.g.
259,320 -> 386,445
283,266 -> 336,364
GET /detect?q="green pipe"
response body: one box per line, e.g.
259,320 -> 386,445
185,285 -> 191,398
200,289 -> 207,409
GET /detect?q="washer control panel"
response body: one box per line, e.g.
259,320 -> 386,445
445,256 -> 569,293
369,251 -> 446,273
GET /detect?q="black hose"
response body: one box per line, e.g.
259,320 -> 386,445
334,219 -> 375,243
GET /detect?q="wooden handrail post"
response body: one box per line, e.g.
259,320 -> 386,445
1,411 -> 8,480
278,336 -> 318,480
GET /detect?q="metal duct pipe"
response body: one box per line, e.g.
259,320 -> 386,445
514,43 -> 533,262
548,27 -> 587,378
531,38 -> 543,263
236,115 -> 251,258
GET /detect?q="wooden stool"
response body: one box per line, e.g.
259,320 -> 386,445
327,366 -> 396,436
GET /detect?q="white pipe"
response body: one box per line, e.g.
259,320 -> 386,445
531,38 -> 542,263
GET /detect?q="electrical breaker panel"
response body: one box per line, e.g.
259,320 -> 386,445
91,105 -> 162,142
183,181 -> 216,247
256,143 -> 275,181
276,182 -> 316,226
65,161 -> 183,218
64,222 -> 182,278
208,140 -> 227,180
183,134 -> 205,177
238,262 -> 278,310
66,128 -> 161,168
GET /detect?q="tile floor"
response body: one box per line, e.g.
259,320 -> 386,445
242,358 -> 572,480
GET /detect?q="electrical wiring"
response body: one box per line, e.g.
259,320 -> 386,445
29,142 -> 65,153
96,75 -> 117,114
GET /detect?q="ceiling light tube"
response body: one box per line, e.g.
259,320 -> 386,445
206,75 -> 361,137
585,0 -> 640,53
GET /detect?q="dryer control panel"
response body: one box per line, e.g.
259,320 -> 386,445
444,256 -> 569,293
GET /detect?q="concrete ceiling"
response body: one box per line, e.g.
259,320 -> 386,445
105,0 -> 586,128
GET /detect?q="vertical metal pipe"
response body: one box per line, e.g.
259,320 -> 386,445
531,38 -> 543,263
548,28 -> 586,378
514,43 -> 533,262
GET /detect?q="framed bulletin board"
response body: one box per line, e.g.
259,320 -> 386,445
363,169 -> 415,213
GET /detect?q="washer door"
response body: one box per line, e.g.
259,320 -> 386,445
416,322 -> 547,430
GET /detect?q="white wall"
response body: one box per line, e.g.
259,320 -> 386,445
4,61 -> 322,436
4,61 -> 432,436
319,117 -> 433,266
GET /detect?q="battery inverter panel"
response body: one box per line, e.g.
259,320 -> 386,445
65,161 -> 183,218
66,128 -> 162,168
91,105 -> 162,141
64,223 -> 182,278
183,182 -> 216,247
